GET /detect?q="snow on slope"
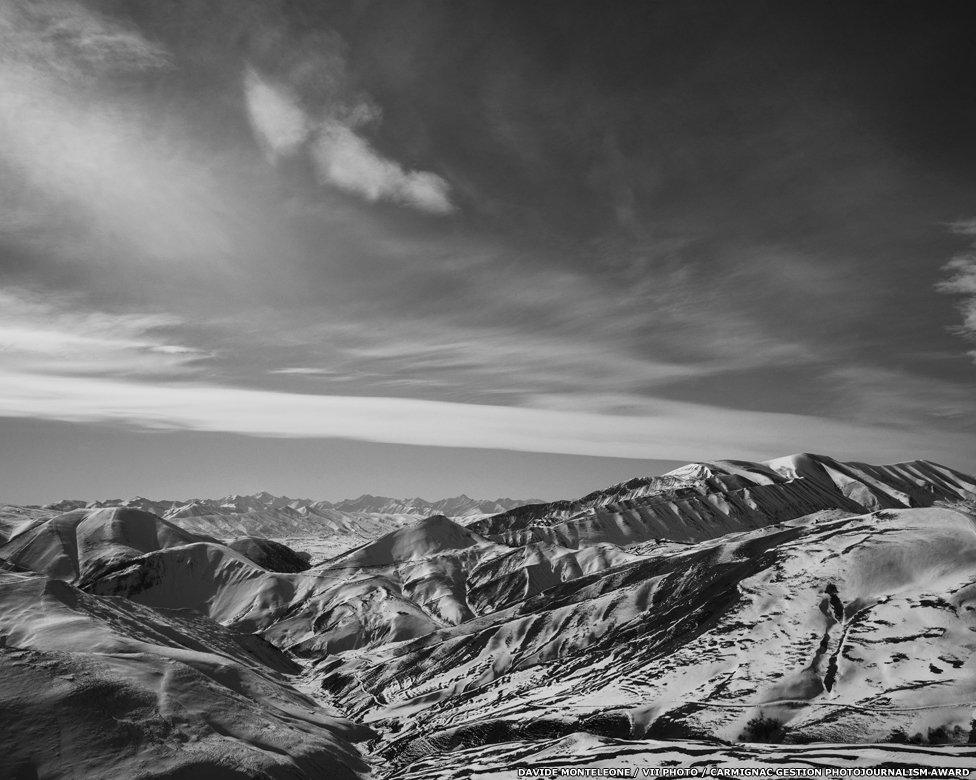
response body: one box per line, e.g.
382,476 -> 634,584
162,494 -> 535,559
466,540 -> 638,614
330,494 -> 534,518
2,492 -> 536,562
264,517 -> 510,656
164,502 -> 420,560
264,517 -> 640,655
0,507 -> 338,639
228,536 -> 312,573
317,504 -> 976,773
86,540 -> 304,626
3,455 -> 976,777
7,511 -> 536,657
0,507 -> 215,583
64,511 -> 637,659
0,508 -> 479,657
334,514 -> 493,567
765,454 -> 976,511
0,568 -> 369,779
389,732 -> 976,780
469,454 -> 976,548
0,504 -> 50,544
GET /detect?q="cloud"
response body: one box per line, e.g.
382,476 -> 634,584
0,0 -> 171,74
1,0 -> 971,485
311,120 -> 454,214
243,65 -> 454,214
0,288 -> 206,377
243,67 -> 309,157
936,219 -> 976,359
0,369 -> 970,467
829,364 -> 976,425
330,324 -> 712,400
0,26 -> 238,269
268,367 -> 340,376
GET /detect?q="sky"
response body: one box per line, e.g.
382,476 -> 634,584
1,0 -> 975,504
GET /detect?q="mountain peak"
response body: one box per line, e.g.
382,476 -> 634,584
337,513 -> 486,567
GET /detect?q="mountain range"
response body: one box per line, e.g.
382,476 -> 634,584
11,493 -> 538,561
1,453 -> 975,777
39,493 -> 533,518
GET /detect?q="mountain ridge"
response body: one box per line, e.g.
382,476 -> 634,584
11,493 -> 539,561
468,454 -> 976,548
2,453 -> 976,776
38,492 -> 537,518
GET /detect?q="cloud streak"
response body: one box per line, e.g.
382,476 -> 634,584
0,0 -> 171,74
243,68 -> 309,157
312,120 -> 454,213
0,24 -> 238,270
1,1 -> 974,500
0,289 -> 206,377
244,66 -> 453,214
937,219 -> 976,360
0,368 -> 968,466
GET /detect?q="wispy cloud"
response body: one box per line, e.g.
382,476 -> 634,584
243,64 -> 454,214
829,364 -> 976,426
0,0 -> 171,74
0,368 -> 969,466
268,367 -> 341,376
243,67 -> 309,157
311,120 -> 454,213
1,0 -> 973,494
0,8 -> 239,270
937,219 -> 976,360
0,288 -> 206,377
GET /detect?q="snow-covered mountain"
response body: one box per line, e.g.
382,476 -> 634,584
329,493 -> 530,517
392,733 -> 976,779
27,492 -> 537,560
469,454 -> 976,546
324,505 -> 976,760
2,453 -> 975,777
42,492 -> 533,518
0,565 -> 369,778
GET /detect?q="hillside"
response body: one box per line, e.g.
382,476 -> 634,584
468,455 -> 976,547
3,492 -> 538,561
0,568 -> 369,779
322,505 -> 976,761
1,454 -> 975,777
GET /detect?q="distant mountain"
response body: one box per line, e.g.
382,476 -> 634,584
28,491 -> 538,560
41,491 -> 533,519
330,494 -> 528,517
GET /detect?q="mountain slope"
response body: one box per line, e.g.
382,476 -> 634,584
468,454 -> 976,548
6,493 -> 537,561
317,504 -> 976,773
228,536 -> 312,573
0,568 -> 370,779
3,454 -> 976,778
0,507 -> 215,583
264,517 -> 507,656
389,733 -> 976,780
